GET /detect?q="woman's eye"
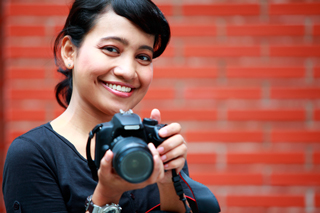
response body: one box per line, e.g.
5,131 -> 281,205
137,55 -> 152,62
102,46 -> 119,54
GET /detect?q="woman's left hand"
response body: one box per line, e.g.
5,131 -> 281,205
150,108 -> 187,184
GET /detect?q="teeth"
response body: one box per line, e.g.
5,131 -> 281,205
107,83 -> 132,93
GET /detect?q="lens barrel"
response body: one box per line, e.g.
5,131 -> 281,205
112,136 -> 154,183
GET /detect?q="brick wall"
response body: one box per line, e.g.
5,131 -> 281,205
0,0 -> 3,212
1,0 -> 320,212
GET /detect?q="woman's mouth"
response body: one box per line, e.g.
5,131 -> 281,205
106,83 -> 132,93
101,81 -> 135,98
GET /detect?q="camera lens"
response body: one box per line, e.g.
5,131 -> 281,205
112,137 -> 153,183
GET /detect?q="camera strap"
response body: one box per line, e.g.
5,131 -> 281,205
171,170 -> 192,213
178,170 -> 221,213
86,124 -> 103,181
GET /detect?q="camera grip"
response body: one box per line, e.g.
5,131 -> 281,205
143,118 -> 168,147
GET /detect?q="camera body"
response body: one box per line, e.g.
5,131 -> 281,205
94,110 -> 167,183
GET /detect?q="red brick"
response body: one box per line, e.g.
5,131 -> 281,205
157,5 -> 173,16
314,67 -> 320,78
8,47 -> 52,58
54,108 -> 65,118
184,45 -> 261,57
54,25 -> 64,35
191,173 -> 263,185
313,25 -> 320,36
54,69 -> 65,80
226,25 -> 304,36
6,109 -> 46,121
227,195 -> 304,207
315,109 -> 320,121
271,130 -> 320,143
227,152 -> 305,164
316,194 -> 320,207
228,109 -> 305,121
171,24 -> 216,37
313,152 -> 320,164
7,25 -> 45,36
143,88 -> 175,100
182,4 -> 260,16
8,4 -> 69,16
154,66 -> 218,79
10,89 -> 55,100
140,109 -> 217,121
187,153 -> 216,164
271,87 -> 320,99
6,67 -> 45,79
270,45 -> 320,57
185,87 -> 261,99
269,3 -> 320,15
160,46 -> 174,57
271,173 -> 320,186
185,130 -> 263,143
226,66 -> 305,78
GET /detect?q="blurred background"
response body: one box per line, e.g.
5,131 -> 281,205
1,0 -> 320,212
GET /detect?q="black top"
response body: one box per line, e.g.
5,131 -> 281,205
2,123 -> 193,213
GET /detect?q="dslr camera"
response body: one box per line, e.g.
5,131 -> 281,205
87,109 -> 167,183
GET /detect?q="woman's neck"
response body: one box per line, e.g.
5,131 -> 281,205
50,100 -> 113,158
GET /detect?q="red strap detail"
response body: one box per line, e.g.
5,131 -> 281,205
179,173 -> 199,211
186,195 -> 196,202
145,204 -> 160,213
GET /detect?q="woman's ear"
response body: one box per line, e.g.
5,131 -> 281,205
61,35 -> 76,69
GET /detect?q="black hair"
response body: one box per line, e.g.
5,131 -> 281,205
54,0 -> 171,108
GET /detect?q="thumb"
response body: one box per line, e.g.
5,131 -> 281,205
99,150 -> 114,175
150,108 -> 161,123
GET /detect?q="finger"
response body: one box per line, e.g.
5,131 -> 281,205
157,134 -> 185,155
150,108 -> 161,123
160,141 -> 187,163
148,143 -> 164,181
163,157 -> 186,172
158,122 -> 181,138
98,150 -> 114,178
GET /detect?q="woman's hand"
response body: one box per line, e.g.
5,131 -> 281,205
150,108 -> 188,184
91,108 -> 187,207
92,142 -> 165,206
150,108 -> 188,212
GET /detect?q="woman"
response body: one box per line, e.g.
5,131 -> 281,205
3,0 -> 219,212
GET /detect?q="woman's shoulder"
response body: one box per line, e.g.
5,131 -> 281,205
11,122 -> 74,151
14,122 -> 56,141
6,123 -> 75,161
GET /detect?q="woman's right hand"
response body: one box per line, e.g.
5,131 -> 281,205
91,143 -> 164,206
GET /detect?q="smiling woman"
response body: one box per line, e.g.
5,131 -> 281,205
2,0 -> 219,213
53,0 -> 170,109
58,8 -> 156,117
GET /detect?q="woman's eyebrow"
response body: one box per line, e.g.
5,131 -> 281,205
138,45 -> 154,54
100,36 -> 129,45
100,36 -> 154,53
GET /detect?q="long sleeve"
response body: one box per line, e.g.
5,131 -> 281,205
2,137 -> 69,213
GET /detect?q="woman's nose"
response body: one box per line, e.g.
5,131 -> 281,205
113,57 -> 137,81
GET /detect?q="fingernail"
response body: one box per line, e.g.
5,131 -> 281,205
157,146 -> 164,154
161,155 -> 167,161
148,143 -> 156,151
104,150 -> 112,162
159,128 -> 167,136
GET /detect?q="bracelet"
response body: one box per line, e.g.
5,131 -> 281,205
85,195 -> 122,213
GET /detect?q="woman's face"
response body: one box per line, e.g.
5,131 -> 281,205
70,9 -> 155,118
